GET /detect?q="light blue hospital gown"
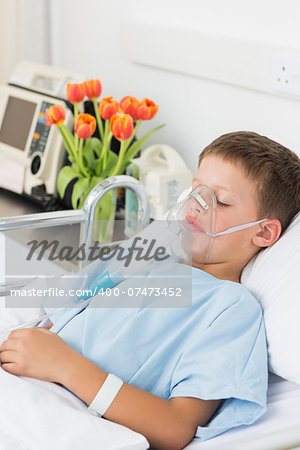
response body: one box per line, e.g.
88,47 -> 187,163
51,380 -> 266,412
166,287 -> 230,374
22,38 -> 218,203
49,262 -> 267,441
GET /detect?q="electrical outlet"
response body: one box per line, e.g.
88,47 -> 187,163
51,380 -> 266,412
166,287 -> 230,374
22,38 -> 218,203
271,57 -> 300,97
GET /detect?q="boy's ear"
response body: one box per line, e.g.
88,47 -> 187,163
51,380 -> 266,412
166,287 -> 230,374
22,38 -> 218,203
252,219 -> 282,248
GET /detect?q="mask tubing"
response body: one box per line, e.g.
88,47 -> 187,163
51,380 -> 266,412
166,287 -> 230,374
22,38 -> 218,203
0,296 -> 92,337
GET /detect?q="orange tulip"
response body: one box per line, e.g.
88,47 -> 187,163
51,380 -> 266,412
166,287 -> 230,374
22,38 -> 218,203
84,79 -> 102,100
110,114 -> 134,141
74,114 -> 96,139
137,98 -> 158,120
119,96 -> 139,121
46,104 -> 65,126
66,83 -> 86,103
98,96 -> 119,120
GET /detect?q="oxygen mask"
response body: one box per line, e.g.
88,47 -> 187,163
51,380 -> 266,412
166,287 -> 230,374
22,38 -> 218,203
166,184 -> 217,266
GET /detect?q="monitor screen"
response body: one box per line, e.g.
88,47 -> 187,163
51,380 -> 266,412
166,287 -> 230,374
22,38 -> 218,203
0,96 -> 36,151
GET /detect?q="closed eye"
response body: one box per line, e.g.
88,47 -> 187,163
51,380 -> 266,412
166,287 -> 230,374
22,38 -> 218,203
217,200 -> 230,207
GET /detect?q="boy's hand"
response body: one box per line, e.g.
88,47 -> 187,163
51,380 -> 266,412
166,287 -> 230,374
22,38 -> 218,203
0,327 -> 74,383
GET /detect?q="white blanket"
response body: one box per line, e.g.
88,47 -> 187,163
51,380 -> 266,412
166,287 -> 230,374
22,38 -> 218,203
0,368 -> 148,450
0,299 -> 148,450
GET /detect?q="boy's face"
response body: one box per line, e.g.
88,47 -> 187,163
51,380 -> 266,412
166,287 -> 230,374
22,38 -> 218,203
191,155 -> 260,270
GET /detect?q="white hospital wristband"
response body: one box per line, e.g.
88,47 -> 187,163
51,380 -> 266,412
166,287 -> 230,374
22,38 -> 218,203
88,373 -> 124,417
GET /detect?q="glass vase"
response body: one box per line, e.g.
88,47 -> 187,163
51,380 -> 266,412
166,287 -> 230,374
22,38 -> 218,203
93,189 -> 117,244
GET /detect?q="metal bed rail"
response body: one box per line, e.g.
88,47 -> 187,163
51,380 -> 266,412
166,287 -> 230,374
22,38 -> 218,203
0,175 -> 150,249
0,176 -> 150,293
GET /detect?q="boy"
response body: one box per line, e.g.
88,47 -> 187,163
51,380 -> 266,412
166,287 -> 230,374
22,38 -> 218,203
1,131 -> 299,450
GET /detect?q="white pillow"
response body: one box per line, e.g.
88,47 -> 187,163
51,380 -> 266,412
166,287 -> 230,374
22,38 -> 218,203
241,212 -> 300,384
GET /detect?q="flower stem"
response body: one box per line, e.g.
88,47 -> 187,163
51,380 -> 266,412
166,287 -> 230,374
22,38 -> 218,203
58,124 -> 83,170
78,139 -> 89,177
111,140 -> 127,176
102,120 -> 112,169
74,103 -> 79,153
57,124 -> 75,158
93,99 -> 104,141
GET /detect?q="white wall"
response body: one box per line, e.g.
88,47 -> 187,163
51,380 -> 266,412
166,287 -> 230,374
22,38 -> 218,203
0,0 -> 50,84
0,1 -> 18,83
48,0 -> 300,172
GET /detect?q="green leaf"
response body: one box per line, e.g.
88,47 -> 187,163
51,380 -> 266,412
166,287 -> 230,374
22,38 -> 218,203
71,162 -> 81,173
71,177 -> 90,209
67,154 -> 75,164
78,190 -> 90,209
78,176 -> 104,208
91,137 -> 103,157
123,124 -> 166,166
57,166 -> 79,199
99,150 -> 118,177
82,139 -> 95,169
94,190 -> 115,220
95,159 -> 103,177
89,175 -> 104,190
119,158 -> 132,175
91,158 -> 100,173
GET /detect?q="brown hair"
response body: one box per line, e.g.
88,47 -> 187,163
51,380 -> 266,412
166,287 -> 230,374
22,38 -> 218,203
198,131 -> 300,232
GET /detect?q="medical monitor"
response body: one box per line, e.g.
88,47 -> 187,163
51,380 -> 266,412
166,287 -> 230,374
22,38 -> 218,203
0,85 -> 72,197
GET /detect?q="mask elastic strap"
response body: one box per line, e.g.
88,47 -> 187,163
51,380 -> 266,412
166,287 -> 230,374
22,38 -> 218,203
208,218 -> 269,237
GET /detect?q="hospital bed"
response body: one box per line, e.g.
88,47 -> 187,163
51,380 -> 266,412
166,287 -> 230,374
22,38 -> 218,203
0,178 -> 300,450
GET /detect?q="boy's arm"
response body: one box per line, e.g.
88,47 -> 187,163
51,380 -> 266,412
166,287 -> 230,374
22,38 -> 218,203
0,327 -> 220,450
62,350 -> 220,450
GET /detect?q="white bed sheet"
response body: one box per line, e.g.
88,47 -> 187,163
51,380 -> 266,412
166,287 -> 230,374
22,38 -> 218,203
0,367 -> 149,450
185,373 -> 300,449
0,297 -> 149,450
